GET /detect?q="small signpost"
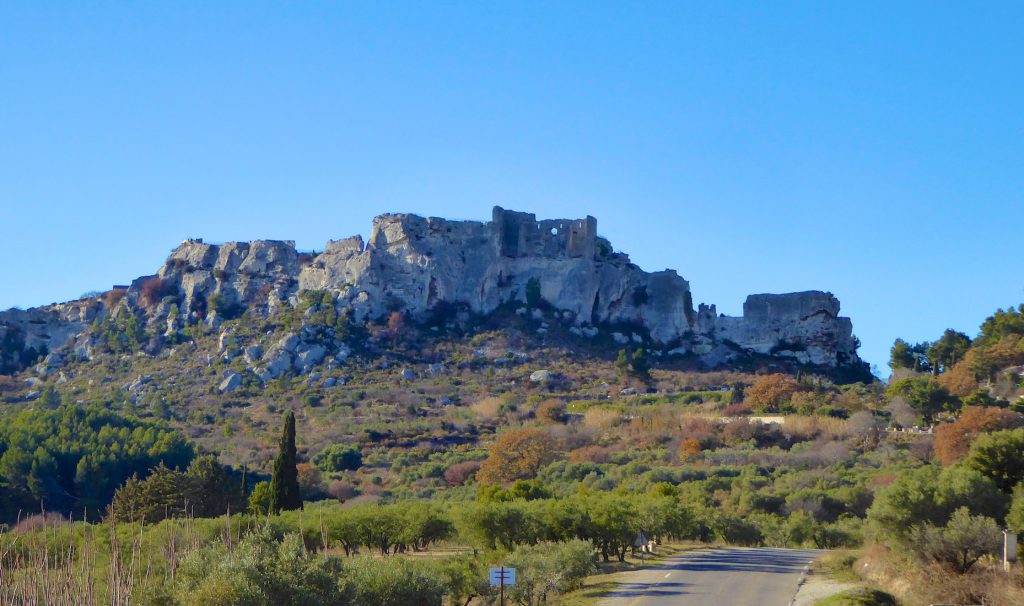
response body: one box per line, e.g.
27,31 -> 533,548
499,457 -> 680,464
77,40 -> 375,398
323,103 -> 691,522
489,566 -> 516,606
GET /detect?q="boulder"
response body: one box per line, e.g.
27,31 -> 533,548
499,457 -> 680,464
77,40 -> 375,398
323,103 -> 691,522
294,344 -> 327,373
244,344 -> 263,364
218,372 -> 242,393
263,351 -> 293,380
530,370 -> 555,383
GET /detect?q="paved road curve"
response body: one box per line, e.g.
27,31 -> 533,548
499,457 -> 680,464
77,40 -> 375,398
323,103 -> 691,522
602,547 -> 820,606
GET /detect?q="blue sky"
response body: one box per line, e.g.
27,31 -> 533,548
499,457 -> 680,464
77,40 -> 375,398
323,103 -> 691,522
2,2 -> 1022,375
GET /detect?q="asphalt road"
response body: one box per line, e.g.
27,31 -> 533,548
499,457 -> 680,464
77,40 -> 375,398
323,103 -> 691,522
602,547 -> 821,606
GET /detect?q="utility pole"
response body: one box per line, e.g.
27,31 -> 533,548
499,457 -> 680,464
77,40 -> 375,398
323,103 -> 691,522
489,565 -> 515,606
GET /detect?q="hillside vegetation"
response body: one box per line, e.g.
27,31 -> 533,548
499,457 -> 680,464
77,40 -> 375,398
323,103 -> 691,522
0,294 -> 1023,604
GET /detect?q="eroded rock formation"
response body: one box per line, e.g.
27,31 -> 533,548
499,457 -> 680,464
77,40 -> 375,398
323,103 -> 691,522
0,207 -> 866,375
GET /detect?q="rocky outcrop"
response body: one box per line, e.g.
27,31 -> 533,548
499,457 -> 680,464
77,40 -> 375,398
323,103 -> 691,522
152,238 -> 300,320
0,298 -> 103,371
697,292 -> 859,367
0,206 -> 867,376
298,207 -> 693,343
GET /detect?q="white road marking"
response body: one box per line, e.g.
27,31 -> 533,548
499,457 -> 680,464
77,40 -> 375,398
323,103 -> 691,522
664,573 -> 672,579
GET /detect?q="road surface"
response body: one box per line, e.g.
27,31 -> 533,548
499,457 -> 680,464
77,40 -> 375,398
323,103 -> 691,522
602,547 -> 820,606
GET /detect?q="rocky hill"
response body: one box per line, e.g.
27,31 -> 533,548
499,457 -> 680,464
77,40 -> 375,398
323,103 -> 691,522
0,206 -> 868,381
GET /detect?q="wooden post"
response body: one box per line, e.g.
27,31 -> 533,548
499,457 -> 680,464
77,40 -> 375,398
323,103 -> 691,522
500,566 -> 505,606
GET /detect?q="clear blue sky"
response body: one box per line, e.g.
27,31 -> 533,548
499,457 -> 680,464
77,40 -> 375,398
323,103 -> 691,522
2,3 -> 1022,376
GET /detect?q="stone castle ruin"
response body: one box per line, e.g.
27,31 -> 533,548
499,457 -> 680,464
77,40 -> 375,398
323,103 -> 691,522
0,206 -> 865,375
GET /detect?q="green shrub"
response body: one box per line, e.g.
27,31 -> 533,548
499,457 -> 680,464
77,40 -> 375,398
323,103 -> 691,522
505,539 -> 597,606
175,525 -> 349,606
341,557 -> 444,606
314,445 -> 363,472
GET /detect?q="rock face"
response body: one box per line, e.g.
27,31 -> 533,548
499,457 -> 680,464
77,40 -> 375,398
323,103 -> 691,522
0,299 -> 102,371
153,239 -> 300,320
698,292 -> 860,367
298,207 -> 693,343
0,206 -> 866,375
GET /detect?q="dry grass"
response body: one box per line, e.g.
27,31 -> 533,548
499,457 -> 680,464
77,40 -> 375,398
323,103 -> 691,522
470,396 -> 502,420
582,407 -> 623,430
784,415 -> 851,439
0,512 -> 243,606
858,542 -> 1024,606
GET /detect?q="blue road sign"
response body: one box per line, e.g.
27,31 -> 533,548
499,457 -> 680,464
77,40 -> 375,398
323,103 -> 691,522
488,567 -> 516,586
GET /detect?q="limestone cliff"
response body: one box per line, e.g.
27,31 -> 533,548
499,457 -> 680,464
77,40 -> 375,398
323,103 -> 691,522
297,208 -> 693,343
0,206 -> 866,377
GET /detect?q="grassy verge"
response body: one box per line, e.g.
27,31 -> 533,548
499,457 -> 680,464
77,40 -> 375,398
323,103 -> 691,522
555,543 -> 703,606
814,588 -> 898,606
806,550 -> 899,606
812,549 -> 862,583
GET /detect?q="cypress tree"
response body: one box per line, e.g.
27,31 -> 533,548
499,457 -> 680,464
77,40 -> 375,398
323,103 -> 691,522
269,409 -> 302,513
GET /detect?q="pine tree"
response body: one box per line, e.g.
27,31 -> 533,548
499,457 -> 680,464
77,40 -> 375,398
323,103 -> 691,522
269,409 -> 302,513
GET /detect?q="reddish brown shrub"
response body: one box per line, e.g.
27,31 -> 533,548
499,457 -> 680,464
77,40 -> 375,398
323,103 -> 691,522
386,311 -> 407,339
744,374 -> 808,412
934,406 -> 1024,465
721,402 -> 752,416
443,460 -> 482,486
938,351 -> 983,397
679,416 -> 719,447
103,288 -> 126,309
327,480 -> 357,502
679,438 -> 702,462
722,419 -> 759,445
297,463 -> 325,499
139,277 -> 177,308
535,399 -> 568,424
477,429 -> 559,485
569,445 -> 617,464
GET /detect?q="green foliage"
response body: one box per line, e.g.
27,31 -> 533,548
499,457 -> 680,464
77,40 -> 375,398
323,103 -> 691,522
314,445 -> 362,473
92,311 -> 148,354
505,539 -> 597,606
207,292 -> 245,320
109,455 -> 246,523
911,507 -> 1002,573
815,588 -> 898,606
965,427 -> 1024,492
867,465 -> 1008,544
270,410 -> 302,514
0,404 -> 193,521
249,481 -> 272,516
477,479 -> 553,502
885,376 -> 958,423
978,304 -> 1024,346
889,338 -> 931,373
887,331 -> 969,376
711,511 -> 763,546
341,557 -> 444,606
1007,484 -> 1024,532
926,330 -> 972,375
175,524 -> 349,606
615,348 -> 651,382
